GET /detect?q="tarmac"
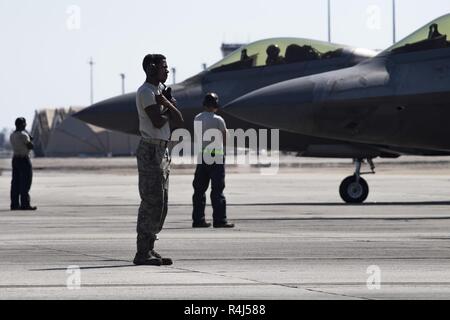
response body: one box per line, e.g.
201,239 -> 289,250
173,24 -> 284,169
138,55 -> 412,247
1,156 -> 450,300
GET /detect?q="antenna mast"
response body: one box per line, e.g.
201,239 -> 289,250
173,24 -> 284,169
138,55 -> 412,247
88,57 -> 94,105
328,0 -> 332,42
392,0 -> 397,44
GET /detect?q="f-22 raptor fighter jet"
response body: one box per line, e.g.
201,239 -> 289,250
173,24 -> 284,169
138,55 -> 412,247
224,14 -> 450,203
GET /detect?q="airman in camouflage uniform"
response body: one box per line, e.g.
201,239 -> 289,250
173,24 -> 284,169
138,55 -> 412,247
133,54 -> 184,266
136,142 -> 170,262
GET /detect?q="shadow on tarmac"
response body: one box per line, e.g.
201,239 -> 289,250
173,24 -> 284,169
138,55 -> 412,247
2,201 -> 450,211
30,264 -> 138,271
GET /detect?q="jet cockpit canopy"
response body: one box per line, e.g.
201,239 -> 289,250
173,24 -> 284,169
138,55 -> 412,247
208,38 -> 349,73
383,13 -> 450,55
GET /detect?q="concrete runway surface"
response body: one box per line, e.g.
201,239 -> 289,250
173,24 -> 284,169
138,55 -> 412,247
1,157 -> 450,300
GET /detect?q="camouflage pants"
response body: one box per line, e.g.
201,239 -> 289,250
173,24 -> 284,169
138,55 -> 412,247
135,140 -> 170,258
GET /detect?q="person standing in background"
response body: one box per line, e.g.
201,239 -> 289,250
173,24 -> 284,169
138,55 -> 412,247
10,117 -> 37,211
192,93 -> 234,229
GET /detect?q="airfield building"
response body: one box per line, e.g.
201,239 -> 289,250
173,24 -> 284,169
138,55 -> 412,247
221,43 -> 245,57
31,107 -> 139,157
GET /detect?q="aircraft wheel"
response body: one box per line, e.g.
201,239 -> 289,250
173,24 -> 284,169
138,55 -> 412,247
339,175 -> 369,204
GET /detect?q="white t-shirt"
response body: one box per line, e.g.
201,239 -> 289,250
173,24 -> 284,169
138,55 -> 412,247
10,131 -> 31,156
136,82 -> 171,141
194,111 -> 227,151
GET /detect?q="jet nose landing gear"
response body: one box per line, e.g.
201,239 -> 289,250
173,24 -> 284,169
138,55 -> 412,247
339,158 -> 375,204
339,175 -> 369,203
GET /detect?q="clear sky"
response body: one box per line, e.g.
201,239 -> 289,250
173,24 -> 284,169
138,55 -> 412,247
1,0 -> 450,130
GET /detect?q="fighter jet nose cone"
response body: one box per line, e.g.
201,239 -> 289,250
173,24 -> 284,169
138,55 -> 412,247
223,77 -> 317,133
223,90 -> 267,125
73,106 -> 92,122
223,99 -> 245,119
72,100 -> 108,125
72,93 -> 139,135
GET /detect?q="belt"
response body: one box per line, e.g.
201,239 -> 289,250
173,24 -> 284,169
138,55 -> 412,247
142,137 -> 169,147
202,148 -> 224,156
13,154 -> 30,158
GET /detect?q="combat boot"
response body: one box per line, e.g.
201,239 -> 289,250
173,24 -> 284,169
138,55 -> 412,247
192,221 -> 211,228
213,222 -> 235,228
20,206 -> 37,211
133,253 -> 162,266
150,250 -> 173,265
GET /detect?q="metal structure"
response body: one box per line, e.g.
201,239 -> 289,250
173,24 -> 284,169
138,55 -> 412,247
120,73 -> 125,95
88,57 -> 94,105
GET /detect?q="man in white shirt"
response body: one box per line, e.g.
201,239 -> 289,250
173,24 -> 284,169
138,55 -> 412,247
192,93 -> 234,228
134,54 -> 184,266
10,117 -> 37,211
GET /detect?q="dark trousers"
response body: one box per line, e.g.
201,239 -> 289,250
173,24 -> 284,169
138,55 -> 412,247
135,140 -> 170,258
192,161 -> 227,224
10,156 -> 33,209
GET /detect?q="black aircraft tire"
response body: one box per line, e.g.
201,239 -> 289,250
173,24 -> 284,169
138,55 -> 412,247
339,175 -> 369,204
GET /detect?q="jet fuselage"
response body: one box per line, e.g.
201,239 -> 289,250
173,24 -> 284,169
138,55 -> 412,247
74,39 -> 379,156
225,40 -> 450,152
